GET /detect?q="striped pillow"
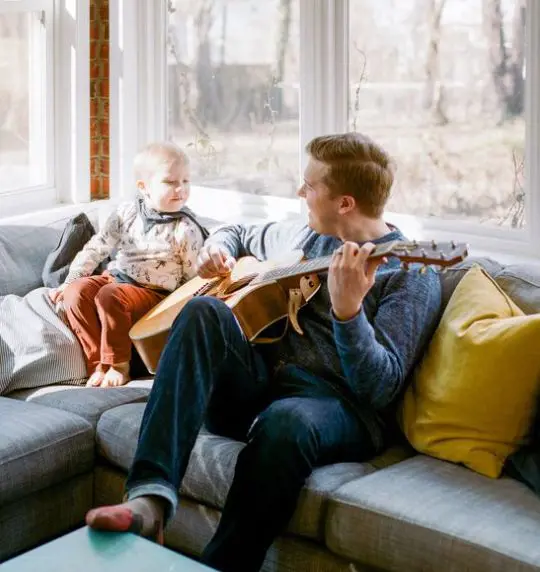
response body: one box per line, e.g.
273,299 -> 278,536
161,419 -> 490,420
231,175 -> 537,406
0,288 -> 86,395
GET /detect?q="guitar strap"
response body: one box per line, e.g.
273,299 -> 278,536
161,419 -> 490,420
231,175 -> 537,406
256,273 -> 320,343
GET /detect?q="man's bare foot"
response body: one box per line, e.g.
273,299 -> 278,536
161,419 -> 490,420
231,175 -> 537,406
86,365 -> 108,387
86,497 -> 164,544
101,361 -> 130,387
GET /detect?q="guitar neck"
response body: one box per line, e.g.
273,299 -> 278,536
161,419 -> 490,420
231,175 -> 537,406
255,242 -> 395,284
257,255 -> 333,283
253,239 -> 468,284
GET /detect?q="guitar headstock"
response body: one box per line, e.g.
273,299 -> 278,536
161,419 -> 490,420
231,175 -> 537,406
371,240 -> 468,269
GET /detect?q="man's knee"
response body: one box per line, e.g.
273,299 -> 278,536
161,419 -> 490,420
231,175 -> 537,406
171,296 -> 232,332
249,400 -> 319,453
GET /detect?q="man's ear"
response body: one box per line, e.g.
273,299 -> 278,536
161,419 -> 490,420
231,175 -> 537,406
338,195 -> 356,214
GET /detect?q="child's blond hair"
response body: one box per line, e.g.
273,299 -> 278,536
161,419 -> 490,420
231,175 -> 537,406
134,141 -> 189,181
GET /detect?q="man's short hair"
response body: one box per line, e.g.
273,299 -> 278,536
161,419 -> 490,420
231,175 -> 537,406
306,132 -> 395,218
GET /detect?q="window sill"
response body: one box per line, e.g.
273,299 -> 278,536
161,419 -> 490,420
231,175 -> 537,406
0,187 -> 59,219
0,199 -> 108,227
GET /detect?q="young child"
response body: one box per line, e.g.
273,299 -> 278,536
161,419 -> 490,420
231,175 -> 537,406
49,142 -> 208,388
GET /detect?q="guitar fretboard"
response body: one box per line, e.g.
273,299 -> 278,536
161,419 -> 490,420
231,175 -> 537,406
255,241 -> 401,284
257,256 -> 332,283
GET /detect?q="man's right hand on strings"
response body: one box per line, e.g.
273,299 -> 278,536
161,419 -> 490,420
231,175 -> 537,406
197,244 -> 237,278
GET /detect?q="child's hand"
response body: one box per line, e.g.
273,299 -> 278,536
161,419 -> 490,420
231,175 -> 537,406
49,285 -> 66,304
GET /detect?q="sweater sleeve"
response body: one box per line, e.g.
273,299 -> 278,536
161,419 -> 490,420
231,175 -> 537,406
204,219 -> 312,261
332,268 -> 441,410
63,207 -> 123,285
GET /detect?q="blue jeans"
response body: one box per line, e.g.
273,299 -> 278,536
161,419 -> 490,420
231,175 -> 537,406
126,297 -> 380,572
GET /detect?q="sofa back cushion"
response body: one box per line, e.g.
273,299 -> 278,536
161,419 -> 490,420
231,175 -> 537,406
0,205 -> 102,297
495,264 -> 540,314
0,225 -> 62,297
438,256 -> 504,308
439,256 -> 540,316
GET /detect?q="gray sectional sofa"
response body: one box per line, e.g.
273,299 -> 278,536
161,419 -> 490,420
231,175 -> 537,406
1,205 -> 540,571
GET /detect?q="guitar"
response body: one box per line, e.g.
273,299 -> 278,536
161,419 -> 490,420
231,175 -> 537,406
129,240 -> 468,373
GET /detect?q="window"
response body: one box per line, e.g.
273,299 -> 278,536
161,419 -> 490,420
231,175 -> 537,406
166,0 -> 300,199
0,1 -> 51,194
120,0 -> 540,257
349,0 -> 526,232
0,0 -> 90,218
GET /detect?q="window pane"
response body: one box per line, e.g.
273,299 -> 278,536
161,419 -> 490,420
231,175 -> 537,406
349,0 -> 526,229
0,11 -> 47,193
167,0 -> 300,198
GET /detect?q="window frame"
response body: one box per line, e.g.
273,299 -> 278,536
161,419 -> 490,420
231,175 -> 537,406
0,0 -> 90,218
112,0 -> 540,259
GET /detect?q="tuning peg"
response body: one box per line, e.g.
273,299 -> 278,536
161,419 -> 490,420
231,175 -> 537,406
431,240 -> 437,250
450,240 -> 456,249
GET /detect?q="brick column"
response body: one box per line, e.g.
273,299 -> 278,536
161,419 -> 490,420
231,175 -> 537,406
90,0 -> 109,199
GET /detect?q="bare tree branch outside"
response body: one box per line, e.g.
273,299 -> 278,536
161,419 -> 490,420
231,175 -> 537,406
166,0 -> 525,229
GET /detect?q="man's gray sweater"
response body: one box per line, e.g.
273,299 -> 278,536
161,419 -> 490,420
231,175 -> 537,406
206,219 -> 442,447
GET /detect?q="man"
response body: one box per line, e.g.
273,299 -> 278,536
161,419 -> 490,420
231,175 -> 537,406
86,133 -> 442,571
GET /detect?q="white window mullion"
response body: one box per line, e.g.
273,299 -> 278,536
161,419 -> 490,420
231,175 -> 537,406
140,0 -> 167,145
299,0 -> 348,167
526,0 -> 540,256
55,0 -> 90,204
110,0 -> 166,201
299,0 -> 348,221
110,0 -> 140,201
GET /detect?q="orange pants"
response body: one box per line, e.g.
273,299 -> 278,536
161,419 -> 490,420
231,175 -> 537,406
62,274 -> 165,375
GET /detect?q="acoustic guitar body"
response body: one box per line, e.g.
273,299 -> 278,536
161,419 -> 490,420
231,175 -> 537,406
130,251 -> 311,373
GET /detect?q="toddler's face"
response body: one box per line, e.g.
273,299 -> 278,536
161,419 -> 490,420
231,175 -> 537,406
141,158 -> 190,212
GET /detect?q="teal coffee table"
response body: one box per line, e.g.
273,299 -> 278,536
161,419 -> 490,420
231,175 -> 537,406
0,526 -> 214,571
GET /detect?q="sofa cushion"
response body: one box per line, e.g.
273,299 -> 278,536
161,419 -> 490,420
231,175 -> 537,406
7,381 -> 152,428
96,403 -> 406,541
326,455 -> 540,572
0,225 -> 62,297
437,256 -> 503,308
0,473 -> 93,563
41,212 -> 96,288
495,264 -> 540,314
0,397 -> 94,505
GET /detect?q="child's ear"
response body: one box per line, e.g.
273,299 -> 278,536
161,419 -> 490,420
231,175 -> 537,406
136,179 -> 148,195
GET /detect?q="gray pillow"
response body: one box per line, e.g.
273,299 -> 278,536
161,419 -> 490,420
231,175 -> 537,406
0,225 -> 62,297
41,213 -> 96,288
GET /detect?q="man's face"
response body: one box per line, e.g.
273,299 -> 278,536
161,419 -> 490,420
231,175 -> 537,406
297,158 -> 341,235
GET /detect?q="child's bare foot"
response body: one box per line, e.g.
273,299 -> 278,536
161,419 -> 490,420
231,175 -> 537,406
85,496 -> 164,544
101,362 -> 130,387
86,364 -> 108,387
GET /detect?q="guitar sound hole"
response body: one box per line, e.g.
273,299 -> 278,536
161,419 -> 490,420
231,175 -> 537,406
222,275 -> 256,295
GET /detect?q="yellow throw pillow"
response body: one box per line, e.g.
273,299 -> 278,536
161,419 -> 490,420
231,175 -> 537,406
400,264 -> 540,478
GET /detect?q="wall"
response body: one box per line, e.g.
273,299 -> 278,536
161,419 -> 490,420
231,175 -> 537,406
90,0 -> 109,199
